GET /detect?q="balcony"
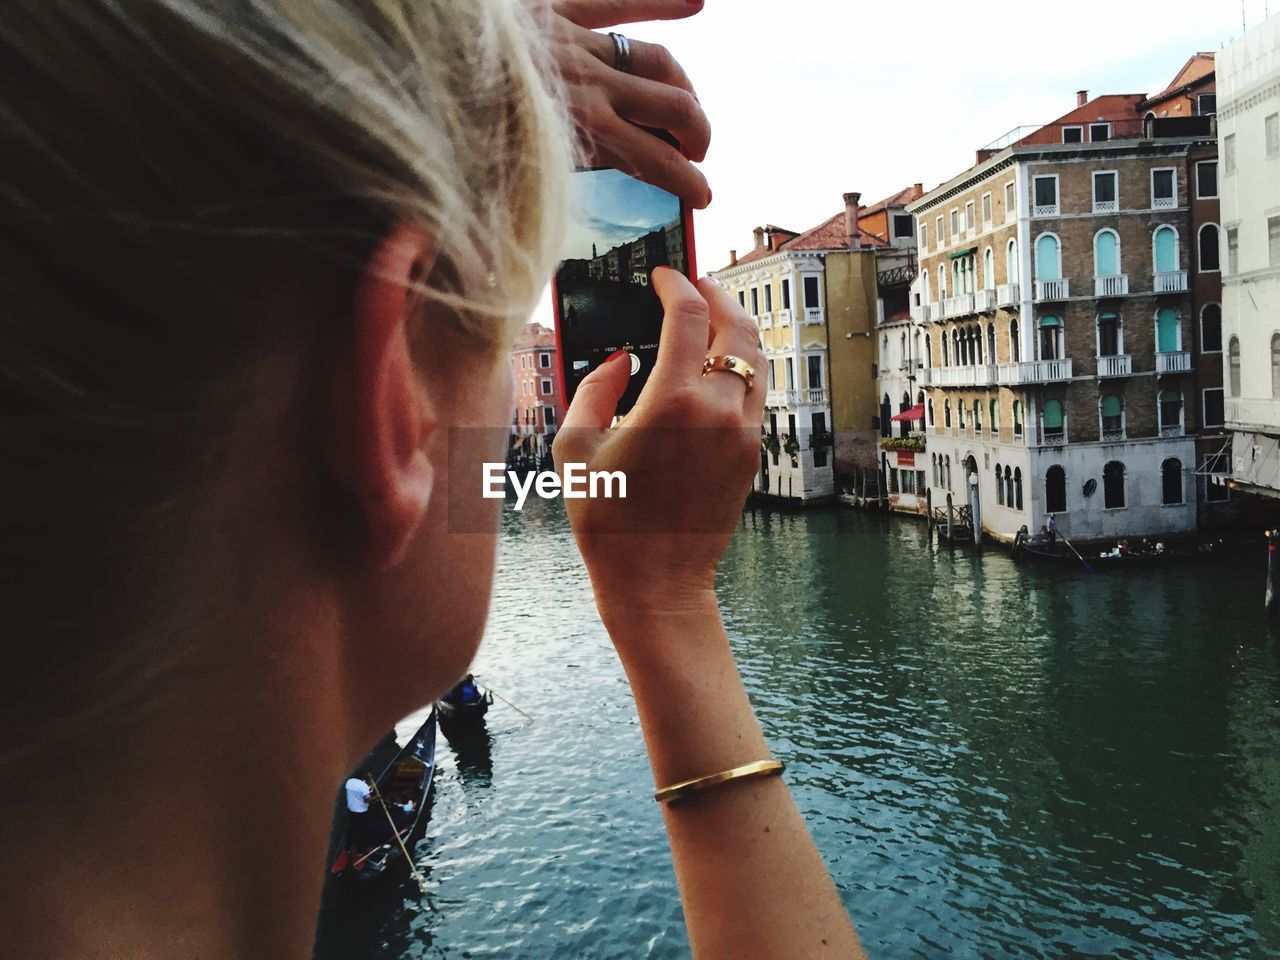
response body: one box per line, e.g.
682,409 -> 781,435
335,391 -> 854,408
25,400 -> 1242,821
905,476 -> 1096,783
932,365 -> 997,388
1039,428 -> 1067,447
1095,274 -> 1130,297
1097,354 -> 1133,378
997,282 -> 1021,307
776,309 -> 793,325
803,307 -> 823,324
949,293 -> 976,318
1034,203 -> 1060,218
1101,428 -> 1127,443
1160,424 -> 1184,438
802,388 -> 828,405
975,289 -> 997,313
1034,279 -> 1070,301
758,312 -> 774,328
766,390 -> 795,408
919,367 -> 935,387
1093,199 -> 1119,214
1156,351 -> 1193,374
921,304 -> 933,322
1154,270 -> 1189,293
997,358 -> 1074,384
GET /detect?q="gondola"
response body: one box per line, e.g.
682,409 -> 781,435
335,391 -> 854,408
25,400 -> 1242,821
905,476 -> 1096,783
436,687 -> 493,722
329,710 -> 437,882
1012,527 -> 1258,567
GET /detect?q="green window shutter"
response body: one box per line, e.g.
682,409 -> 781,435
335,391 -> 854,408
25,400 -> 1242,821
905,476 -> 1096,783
1039,314 -> 1061,328
1101,394 -> 1122,418
1095,231 -> 1119,276
1042,399 -> 1064,429
1035,235 -> 1061,280
1157,308 -> 1179,353
1154,227 -> 1177,273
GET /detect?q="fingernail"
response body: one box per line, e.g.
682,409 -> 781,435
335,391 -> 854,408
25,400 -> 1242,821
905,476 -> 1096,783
605,349 -> 630,366
704,274 -> 722,288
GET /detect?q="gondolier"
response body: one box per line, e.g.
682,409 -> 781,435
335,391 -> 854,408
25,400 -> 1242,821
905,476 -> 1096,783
344,771 -> 375,847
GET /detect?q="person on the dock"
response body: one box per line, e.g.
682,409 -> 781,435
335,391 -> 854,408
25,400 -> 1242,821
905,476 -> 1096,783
0,2 -> 863,959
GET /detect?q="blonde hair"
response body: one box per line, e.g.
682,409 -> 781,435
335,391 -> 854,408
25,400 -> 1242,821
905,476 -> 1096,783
0,0 -> 572,761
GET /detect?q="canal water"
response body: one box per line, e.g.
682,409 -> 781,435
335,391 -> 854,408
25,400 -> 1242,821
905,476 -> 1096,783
314,502 -> 1280,959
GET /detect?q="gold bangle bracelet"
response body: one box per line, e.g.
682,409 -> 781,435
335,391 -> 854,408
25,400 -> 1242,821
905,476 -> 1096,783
654,760 -> 785,805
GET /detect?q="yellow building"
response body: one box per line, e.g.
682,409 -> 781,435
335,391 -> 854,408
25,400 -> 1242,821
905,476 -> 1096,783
713,188 -> 923,503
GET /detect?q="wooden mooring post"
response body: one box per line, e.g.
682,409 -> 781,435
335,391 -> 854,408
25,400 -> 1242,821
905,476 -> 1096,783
1267,530 -> 1280,621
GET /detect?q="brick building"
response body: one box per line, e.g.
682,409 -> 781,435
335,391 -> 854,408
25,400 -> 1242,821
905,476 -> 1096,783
909,62 -> 1223,544
511,322 -> 565,464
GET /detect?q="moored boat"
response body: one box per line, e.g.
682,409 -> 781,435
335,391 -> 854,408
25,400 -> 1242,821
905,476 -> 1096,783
1012,527 -> 1257,568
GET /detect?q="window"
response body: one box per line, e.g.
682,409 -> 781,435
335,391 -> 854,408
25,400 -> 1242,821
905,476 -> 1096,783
1033,176 -> 1059,215
1095,230 -> 1120,277
1042,398 -> 1065,443
1010,319 -> 1021,362
965,201 -> 976,232
1196,94 -> 1217,117
1151,168 -> 1176,209
1005,181 -> 1017,222
1197,160 -> 1218,199
737,290 -> 746,308
768,359 -> 777,390
987,323 -> 996,361
1204,387 -> 1225,428
812,412 -> 828,469
920,222 -> 928,252
1156,308 -> 1180,354
995,462 -> 1005,505
1046,466 -> 1067,513
1103,461 -> 1126,509
1101,393 -> 1124,439
1227,227 -> 1239,275
950,209 -> 960,239
1160,458 -> 1183,506
938,264 -> 947,299
781,278 -> 791,309
990,398 -> 1000,432
1090,123 -> 1111,142
1225,134 -> 1236,175
1004,466 -> 1014,505
803,275 -> 820,310
540,378 -> 553,396
1014,468 -> 1024,510
1201,304 -> 1223,353
764,284 -> 773,312
1013,400 -> 1024,437
1039,315 -> 1062,360
1035,234 -> 1061,280
958,400 -> 966,429
1271,217 -> 1280,267
1159,389 -> 1183,435
981,193 -> 993,227
1093,171 -> 1118,212
1273,334 -> 1280,398
984,248 -> 995,289
935,216 -> 944,250
807,354 -> 823,390
1098,312 -> 1121,356
893,214 -> 915,239
1228,338 -> 1241,398
1269,114 -> 1280,158
750,287 -> 759,315
1199,224 -> 1220,273
1153,226 -> 1178,274
928,398 -> 935,428
1007,239 -> 1019,285
1062,125 -> 1084,144
543,407 -> 556,428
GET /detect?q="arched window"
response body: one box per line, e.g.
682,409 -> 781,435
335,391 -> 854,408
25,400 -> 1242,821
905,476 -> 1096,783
1013,400 -> 1024,437
938,264 -> 947,299
1159,389 -> 1183,435
1004,465 -> 1014,506
987,323 -> 996,362
923,270 -> 932,305
925,334 -> 933,367
1162,458 -> 1183,506
942,332 -> 950,367
1153,225 -> 1179,274
1042,398 -> 1065,443
1039,315 -> 1063,360
1229,336 -> 1242,397
928,398 -> 936,428
958,399 -> 967,429
1035,234 -> 1062,280
1046,465 -> 1067,513
1097,312 -> 1121,357
1201,304 -> 1222,353
974,326 -> 984,365
1009,318 -> 1021,362
952,329 -> 961,366
1094,229 -> 1120,277
1014,468 -> 1024,511
1272,334 -> 1280,399
974,400 -> 983,433
990,398 -> 1000,433
944,399 -> 952,428
1007,239 -> 1019,286
1100,393 -> 1124,439
995,462 -> 1005,505
945,455 -> 952,489
1156,308 -> 1181,354
984,247 -> 995,289
1103,461 -> 1126,509
1199,224 -> 1221,273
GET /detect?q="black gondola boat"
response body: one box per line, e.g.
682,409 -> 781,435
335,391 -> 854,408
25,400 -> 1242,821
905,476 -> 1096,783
437,678 -> 493,723
1011,527 -> 1258,567
329,710 -> 437,882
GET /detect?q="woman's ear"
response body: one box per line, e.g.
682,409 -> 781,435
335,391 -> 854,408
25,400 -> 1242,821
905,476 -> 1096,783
326,223 -> 439,570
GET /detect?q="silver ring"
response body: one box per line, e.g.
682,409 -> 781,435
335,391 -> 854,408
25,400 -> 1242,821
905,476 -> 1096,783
609,32 -> 633,74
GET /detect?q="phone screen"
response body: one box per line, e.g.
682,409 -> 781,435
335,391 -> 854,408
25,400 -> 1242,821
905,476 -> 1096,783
554,168 -> 694,416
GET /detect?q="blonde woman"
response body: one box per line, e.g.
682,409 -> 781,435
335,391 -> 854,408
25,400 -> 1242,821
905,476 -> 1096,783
0,1 -> 863,958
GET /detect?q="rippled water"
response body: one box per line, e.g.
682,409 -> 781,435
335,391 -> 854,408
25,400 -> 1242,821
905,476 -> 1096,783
315,502 -> 1280,959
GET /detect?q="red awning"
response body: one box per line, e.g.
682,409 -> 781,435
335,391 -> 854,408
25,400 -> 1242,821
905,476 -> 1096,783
891,404 -> 926,423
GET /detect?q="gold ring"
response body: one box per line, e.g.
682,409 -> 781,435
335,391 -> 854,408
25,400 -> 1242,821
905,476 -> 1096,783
702,355 -> 755,389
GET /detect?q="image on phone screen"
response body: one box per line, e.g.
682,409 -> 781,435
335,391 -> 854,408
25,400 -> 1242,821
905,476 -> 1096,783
555,168 -> 692,416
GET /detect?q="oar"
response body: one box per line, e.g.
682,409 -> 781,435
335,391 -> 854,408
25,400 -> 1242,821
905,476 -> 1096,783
1058,531 -> 1097,575
482,685 -> 535,724
368,780 -> 430,896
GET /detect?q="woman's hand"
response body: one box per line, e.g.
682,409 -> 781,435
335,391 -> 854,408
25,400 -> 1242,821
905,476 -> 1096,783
551,0 -> 712,208
552,269 -> 764,628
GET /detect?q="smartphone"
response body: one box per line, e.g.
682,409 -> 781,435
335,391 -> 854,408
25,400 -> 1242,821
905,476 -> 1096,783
553,167 -> 697,416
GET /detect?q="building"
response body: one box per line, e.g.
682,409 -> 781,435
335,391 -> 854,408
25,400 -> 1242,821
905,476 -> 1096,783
511,322 -> 565,465
879,274 -> 929,515
909,65 -> 1223,545
1219,16 -> 1280,500
712,187 -> 922,504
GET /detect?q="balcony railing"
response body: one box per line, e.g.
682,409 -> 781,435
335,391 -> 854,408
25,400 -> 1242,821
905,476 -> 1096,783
1160,423 -> 1184,438
1154,270 -> 1189,293
951,293 -> 976,318
997,282 -> 1021,307
1097,354 -> 1133,378
804,388 -> 828,405
975,289 -> 997,312
776,309 -> 793,325
1093,199 -> 1119,214
803,307 -> 823,324
766,390 -> 794,407
1034,278 -> 1070,301
919,367 -> 935,387
1152,195 -> 1177,211
1039,429 -> 1067,447
758,312 -> 774,328
921,304 -> 933,322
1095,274 -> 1130,297
1034,203 -> 1060,218
1156,351 -> 1193,374
1101,428 -> 1127,443
997,358 -> 1073,384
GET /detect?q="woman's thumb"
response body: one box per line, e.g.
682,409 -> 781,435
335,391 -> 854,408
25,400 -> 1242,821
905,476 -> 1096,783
553,350 -> 632,463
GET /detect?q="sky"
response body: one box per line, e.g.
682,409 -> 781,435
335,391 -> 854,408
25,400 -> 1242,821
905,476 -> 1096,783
535,0 -> 1265,328
562,168 -> 681,263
